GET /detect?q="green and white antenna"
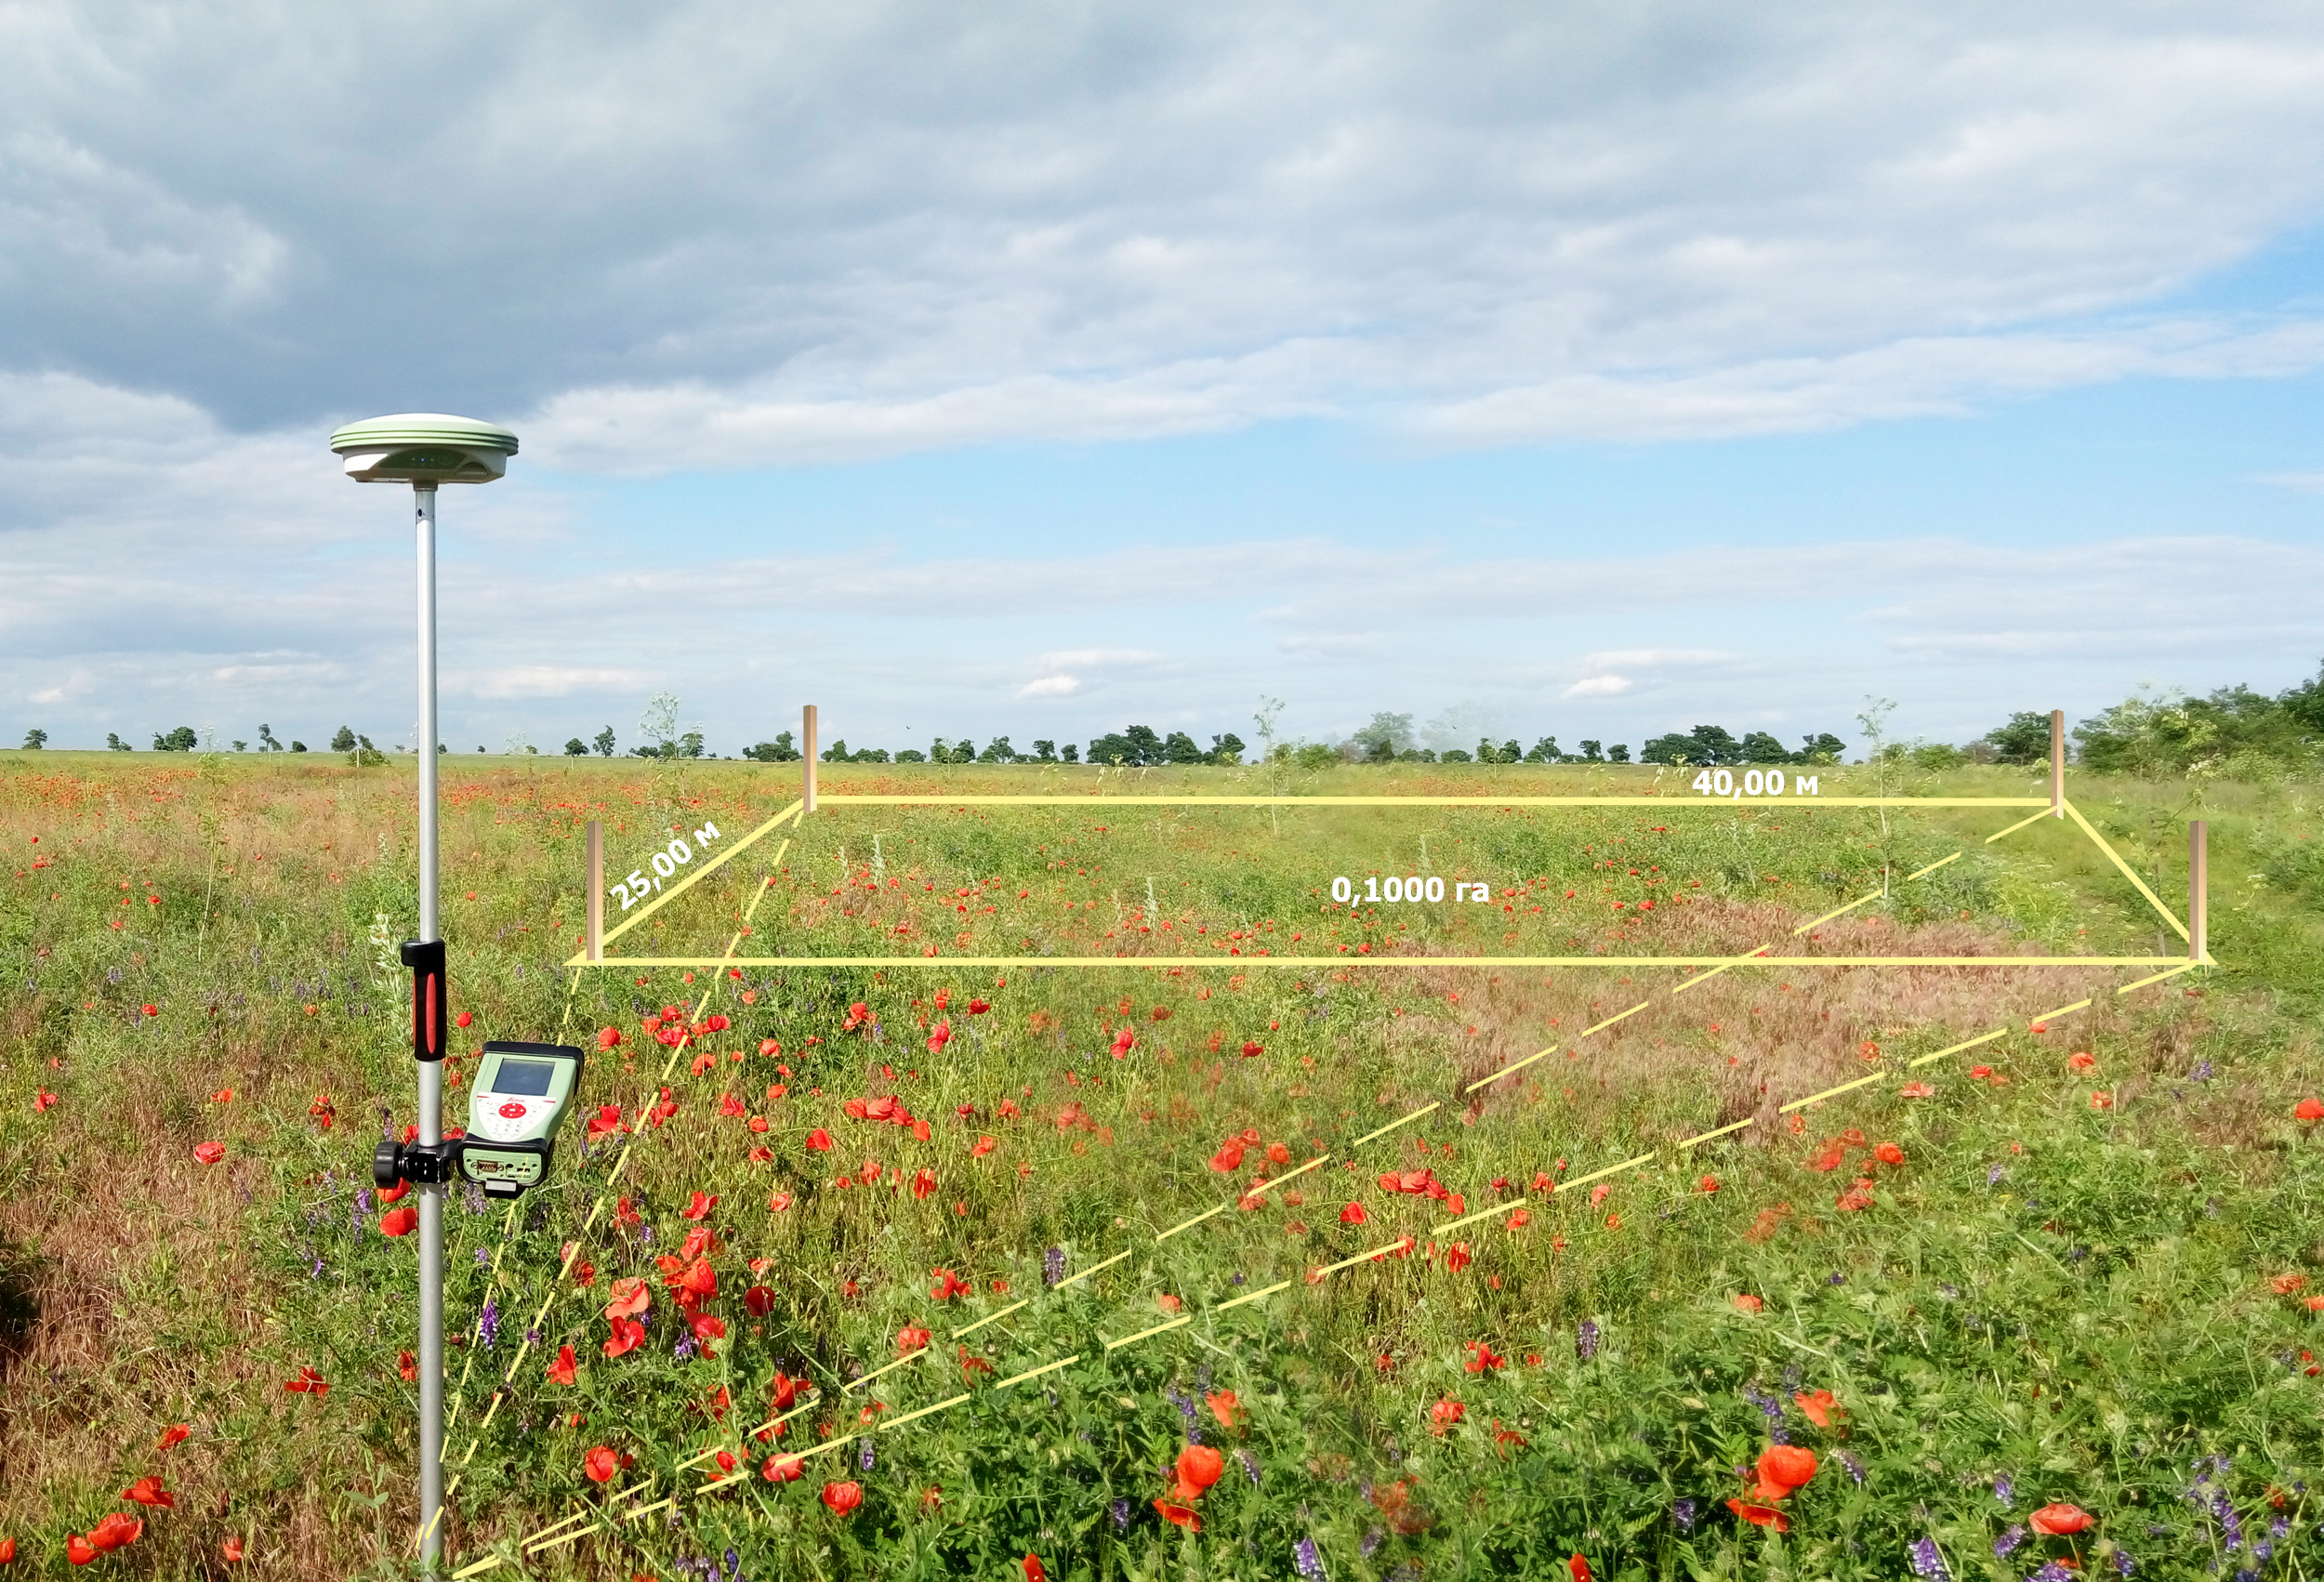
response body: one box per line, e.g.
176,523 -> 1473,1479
331,413 -> 517,1571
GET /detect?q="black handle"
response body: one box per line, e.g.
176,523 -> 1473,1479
399,939 -> 448,1063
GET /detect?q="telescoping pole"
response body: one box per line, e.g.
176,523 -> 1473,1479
415,482 -> 445,1568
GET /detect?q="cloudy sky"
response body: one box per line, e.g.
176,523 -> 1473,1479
5,0 -> 2322,758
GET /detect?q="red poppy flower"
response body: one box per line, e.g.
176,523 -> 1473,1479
283,1366 -> 328,1396
400,1351 -> 417,1382
763,1453 -> 805,1482
1901,1080 -> 1935,1097
87,1517 -> 142,1557
691,1314 -> 727,1354
2273,1272 -> 2306,1295
1206,1389 -> 1243,1429
807,1128 -> 834,1152
1174,1444 -> 1225,1498
2067,1050 -> 2095,1070
157,1424 -> 191,1451
455,1010 -> 472,1028
2299,1097 -> 2324,1123
746,1284 -> 775,1316
1465,1341 -> 1506,1373
378,1180 -> 410,1205
913,1167 -> 937,1200
1430,1398 -> 1465,1433
1873,1142 -> 1905,1166
1443,1244 -> 1472,1273
1153,1498 -> 1201,1532
768,1191 -> 794,1212
971,1134 -> 997,1157
584,1445 -> 620,1483
1726,1497 -> 1789,1532
121,1476 -> 174,1508
378,1204 -> 417,1237
221,1536 -> 244,1562
931,1267 -> 972,1300
1733,1292 -> 1763,1312
140,1004 -> 157,1017
821,1481 -> 864,1515
606,1278 -> 651,1320
544,1344 -> 577,1386
1208,1139 -> 1247,1172
2029,1503 -> 2093,1536
1111,1028 -> 1136,1058
603,1318 -> 645,1359
1792,1389 -> 1842,1428
1023,1555 -> 1045,1582
1240,1041 -> 1264,1058
1752,1444 -> 1818,1500
192,1140 -> 225,1165
1568,1557 -> 1593,1582
212,1088 -> 234,1102
33,1090 -> 56,1113
682,1191 -> 718,1220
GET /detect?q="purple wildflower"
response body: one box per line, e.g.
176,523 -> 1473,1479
1987,1164 -> 2007,1185
2111,1549 -> 2134,1576
1294,1536 -> 1327,1578
478,1297 -> 499,1351
1993,1525 -> 2026,1556
1360,1529 -> 1383,1558
1111,1498 -> 1129,1533
1670,1497 -> 1697,1532
1044,1246 -> 1064,1286
1741,1383 -> 1790,1443
1994,1473 -> 2014,1507
673,1334 -> 695,1361
1908,1536 -> 1950,1579
2031,1563 -> 2075,1582
1838,1449 -> 1865,1486
1236,1449 -> 1261,1486
1576,1319 -> 1599,1361
860,1437 -> 875,1471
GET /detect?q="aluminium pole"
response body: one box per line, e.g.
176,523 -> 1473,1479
415,481 -> 445,1568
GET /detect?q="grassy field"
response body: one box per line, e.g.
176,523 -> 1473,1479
2,752 -> 2320,1580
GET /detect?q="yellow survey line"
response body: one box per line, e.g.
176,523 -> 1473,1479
735,1392 -> 823,1446
878,1392 -> 971,1431
1244,1154 -> 1330,1197
1057,1249 -> 1132,1286
1103,1313 -> 1193,1351
2062,799 -> 2189,941
524,1522 -> 601,1556
1467,1000 -> 1651,1093
845,1348 -> 930,1391
953,1299 -> 1028,1338
1791,890 -> 1884,936
595,953 -> 2191,969
590,799 -> 802,956
1985,808 -> 2056,845
2028,998 -> 2092,1026
817,794 -> 2050,808
2118,962 -> 2199,995
1312,1237 -> 1415,1280
452,1558 -> 501,1579
520,1509 -> 591,1547
994,1354 -> 1080,1391
1214,1279 -> 1294,1312
1907,1029 -> 2008,1068
1779,1072 -> 1890,1113
1902,851 -> 1963,883
1155,1206 -> 1228,1242
1670,945 -> 1772,995
1433,1199 -> 1524,1235
1351,1101 -> 1440,1147
1552,1153 -> 1657,1195
1678,1117 -> 1756,1148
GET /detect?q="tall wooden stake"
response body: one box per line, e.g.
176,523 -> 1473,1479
586,820 -> 603,962
802,704 -> 818,814
2049,708 -> 2065,817
2189,820 -> 2207,963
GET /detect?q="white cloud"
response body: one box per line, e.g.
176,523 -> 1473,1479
2252,470 -> 2324,494
1564,675 -> 1630,697
1018,675 -> 1079,697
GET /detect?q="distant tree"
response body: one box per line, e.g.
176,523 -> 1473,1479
1060,744 -> 1079,764
1576,739 -> 1604,762
593,726 -> 617,757
979,736 -> 1018,763
331,726 -> 358,752
745,732 -> 800,762
1440,747 -> 1474,763
1350,712 -> 1415,762
1688,725 -> 1742,764
678,731 -> 706,758
1739,731 -> 1791,764
1908,742 -> 1969,769
1981,711 -> 2053,766
21,729 -> 45,749
289,740 -> 307,752
153,726 -> 197,752
1638,733 -> 1696,765
1162,731 -> 1202,764
563,738 -> 588,756
1029,740 -> 1058,762
1089,727 -> 1165,766
893,748 -> 928,763
2281,661 -> 2324,734
1606,743 -> 1631,763
1524,736 -> 1561,763
1210,732 -> 1245,765
257,723 -> 282,751
1478,738 -> 1521,764
1797,732 -> 1847,764
820,738 -> 851,761
930,737 -> 977,764
107,733 -> 132,751
350,733 -> 387,768
857,747 -> 891,763
231,740 -> 247,751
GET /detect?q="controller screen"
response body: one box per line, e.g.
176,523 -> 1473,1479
489,1059 -> 558,1097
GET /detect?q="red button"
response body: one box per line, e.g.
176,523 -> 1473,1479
498,1101 -> 527,1119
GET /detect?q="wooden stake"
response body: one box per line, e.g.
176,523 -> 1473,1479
802,705 -> 818,814
2188,820 -> 2207,963
2049,708 -> 2065,817
586,821 -> 603,962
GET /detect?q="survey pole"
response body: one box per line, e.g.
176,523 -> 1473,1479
587,821 -> 604,961
2189,820 -> 2208,963
2049,709 -> 2064,817
413,481 -> 445,1565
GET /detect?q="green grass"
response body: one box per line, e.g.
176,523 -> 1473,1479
1,754 -> 2320,1579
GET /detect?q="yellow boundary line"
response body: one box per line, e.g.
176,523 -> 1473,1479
817,795 -> 2050,807
597,799 -> 802,952
587,953 -> 2188,969
2062,798 -> 2190,942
